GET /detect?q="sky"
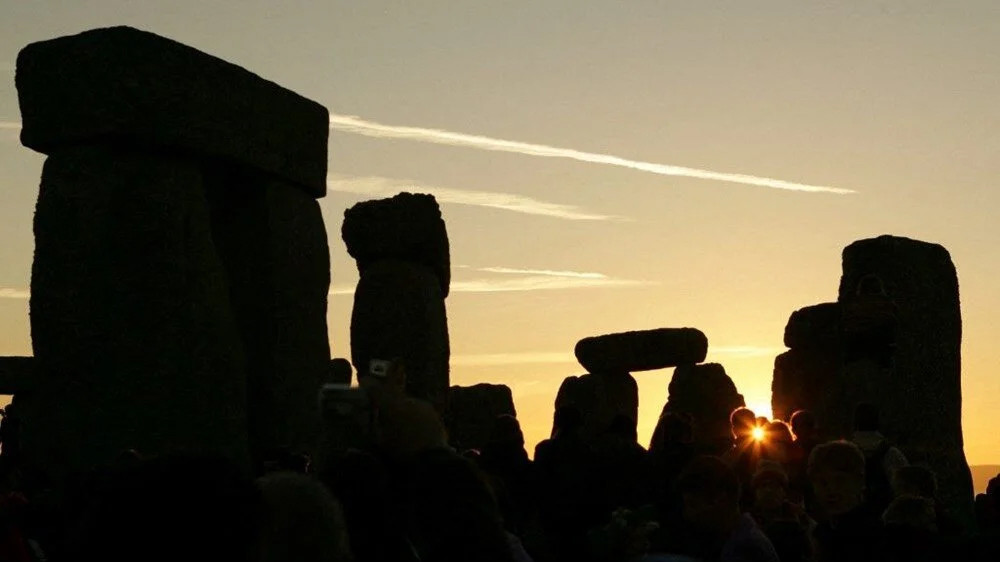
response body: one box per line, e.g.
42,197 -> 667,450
0,1 -> 998,466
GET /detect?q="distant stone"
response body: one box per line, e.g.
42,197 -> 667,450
342,193 -> 451,296
16,26 -> 328,196
661,363 -> 744,452
445,384 -> 516,452
349,260 -> 450,412
784,303 -> 841,350
770,349 -> 840,425
574,328 -> 708,373
329,358 -> 353,386
553,371 -> 638,443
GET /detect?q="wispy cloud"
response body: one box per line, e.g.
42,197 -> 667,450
328,113 -> 854,195
0,122 -> 22,131
0,288 -> 29,299
326,174 -> 623,221
451,352 -> 575,367
330,266 -> 654,295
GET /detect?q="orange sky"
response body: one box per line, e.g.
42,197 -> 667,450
0,2 -> 998,466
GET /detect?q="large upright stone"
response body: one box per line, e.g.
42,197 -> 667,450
445,384 -> 517,452
838,235 -> 972,528
344,194 -> 451,412
574,328 -> 708,373
660,363 -> 745,453
553,371 -> 639,442
15,27 -> 332,476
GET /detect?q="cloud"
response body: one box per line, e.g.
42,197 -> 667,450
451,352 -> 576,367
329,113 -> 854,195
326,174 -> 623,221
0,288 -> 29,299
329,266 -> 654,295
0,122 -> 22,131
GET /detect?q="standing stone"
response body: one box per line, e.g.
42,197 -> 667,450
343,194 -> 450,412
574,328 -> 708,373
445,384 -> 516,452
14,26 -> 331,477
553,371 -> 639,443
771,303 -> 842,424
838,235 -> 972,529
660,363 -> 745,453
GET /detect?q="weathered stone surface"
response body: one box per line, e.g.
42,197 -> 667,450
0,357 -> 35,395
783,303 -> 841,350
445,383 -> 516,452
662,363 -> 744,451
16,26 -> 328,196
23,146 -> 250,477
329,358 -> 353,386
342,193 -> 450,296
838,235 -> 972,529
204,169 -> 331,463
349,260 -> 450,412
770,349 -> 840,428
574,328 -> 707,373
552,371 -> 638,443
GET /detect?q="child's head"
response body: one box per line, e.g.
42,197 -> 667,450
807,441 -> 866,516
752,460 -> 790,511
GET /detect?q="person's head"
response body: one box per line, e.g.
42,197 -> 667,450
883,495 -> 937,532
730,407 -> 757,440
676,455 -> 741,531
756,416 -> 770,428
376,396 -> 449,458
853,403 -> 881,432
553,405 -> 583,436
789,410 -> 818,441
808,441 -> 867,516
257,472 -> 352,562
608,414 -> 638,442
486,414 -> 524,450
892,466 -> 937,499
752,460 -> 790,511
766,421 -> 793,444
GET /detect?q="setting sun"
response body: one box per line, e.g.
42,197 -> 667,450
752,426 -> 766,442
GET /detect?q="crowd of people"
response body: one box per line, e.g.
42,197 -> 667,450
0,364 -> 998,562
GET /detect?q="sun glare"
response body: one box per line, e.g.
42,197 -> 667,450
752,426 -> 766,442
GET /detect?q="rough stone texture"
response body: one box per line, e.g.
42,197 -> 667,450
661,363 -> 745,451
342,193 -> 451,296
16,26 -> 329,196
837,235 -> 972,529
329,359 -> 353,386
574,328 -> 708,373
23,146 -> 250,476
0,357 -> 35,395
552,371 -> 639,443
349,260 -> 450,412
770,349 -> 840,427
204,169 -> 331,463
445,384 -> 516,452
783,303 -> 841,350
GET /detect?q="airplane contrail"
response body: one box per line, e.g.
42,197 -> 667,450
0,122 -> 22,130
328,113 -> 854,195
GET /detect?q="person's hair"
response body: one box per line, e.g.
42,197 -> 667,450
883,495 -> 937,531
766,420 -> 793,443
807,441 -> 866,479
257,472 -> 352,562
675,455 -> 740,502
753,460 -> 789,489
853,403 -> 881,432
893,466 -> 937,499
553,405 -> 583,434
730,407 -> 757,437
789,410 -> 817,437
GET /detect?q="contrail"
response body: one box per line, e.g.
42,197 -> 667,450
476,267 -> 607,279
328,113 -> 854,195
0,122 -> 21,130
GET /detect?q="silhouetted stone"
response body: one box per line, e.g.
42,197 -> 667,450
0,357 -> 35,395
349,260 -> 450,412
770,349 -> 840,425
14,27 -> 332,478
445,384 -> 516,452
329,358 -> 353,386
661,363 -> 744,451
574,328 -> 708,373
342,193 -> 451,296
16,26 -> 328,196
553,371 -> 638,443
837,235 -> 972,530
783,302 -> 841,350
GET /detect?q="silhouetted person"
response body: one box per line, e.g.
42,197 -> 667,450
480,415 -> 537,537
675,456 -> 779,562
761,420 -> 794,465
597,414 -> 649,512
974,473 -> 1000,561
649,413 -> 696,522
749,461 -> 813,562
881,495 -> 953,562
788,409 -> 820,507
724,407 -> 762,511
257,471 -> 353,562
808,441 -> 885,562
851,403 -> 907,515
892,465 -> 961,537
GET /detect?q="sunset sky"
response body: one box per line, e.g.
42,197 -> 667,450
0,1 -> 997,466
